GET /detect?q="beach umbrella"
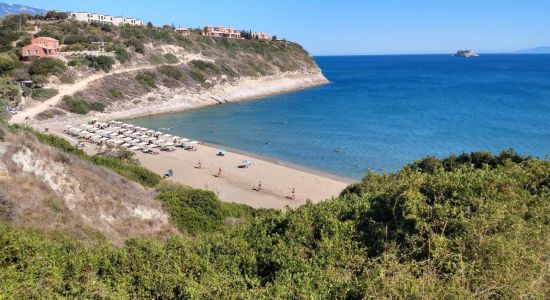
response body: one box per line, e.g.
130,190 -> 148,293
163,134 -> 172,138
122,143 -> 132,148
113,140 -> 124,144
190,141 -> 199,144
146,130 -> 155,134
123,137 -> 132,142
242,160 -> 252,166
130,146 -> 142,150
164,142 -> 175,146
139,142 -> 147,146
100,137 -> 109,141
154,131 -> 163,135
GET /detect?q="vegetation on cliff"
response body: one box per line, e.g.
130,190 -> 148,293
0,14 -> 321,118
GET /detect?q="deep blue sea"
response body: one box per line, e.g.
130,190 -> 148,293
129,55 -> 550,179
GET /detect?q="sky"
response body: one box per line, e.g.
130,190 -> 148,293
8,0 -> 550,55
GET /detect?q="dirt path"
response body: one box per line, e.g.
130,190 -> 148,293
10,64 -> 177,124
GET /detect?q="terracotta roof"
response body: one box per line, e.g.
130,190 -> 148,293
33,37 -> 59,42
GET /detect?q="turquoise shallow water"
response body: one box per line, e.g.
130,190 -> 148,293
128,55 -> 550,179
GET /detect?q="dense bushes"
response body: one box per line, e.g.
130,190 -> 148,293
135,71 -> 157,89
156,183 -> 254,234
0,150 -> 548,298
30,88 -> 58,100
157,64 -> 184,80
84,55 -> 115,72
61,95 -> 104,114
28,58 -> 66,76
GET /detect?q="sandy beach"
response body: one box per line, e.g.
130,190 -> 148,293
48,125 -> 350,209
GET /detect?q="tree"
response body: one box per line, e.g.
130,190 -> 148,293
45,11 -> 68,20
272,35 -> 278,42
0,53 -> 18,74
0,76 -> 19,102
146,21 -> 154,29
28,58 -> 66,76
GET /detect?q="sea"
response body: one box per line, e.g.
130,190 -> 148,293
128,55 -> 550,180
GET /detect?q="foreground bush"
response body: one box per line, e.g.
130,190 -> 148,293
0,150 -> 548,298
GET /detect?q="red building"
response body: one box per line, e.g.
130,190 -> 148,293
21,37 -> 61,60
253,32 -> 269,40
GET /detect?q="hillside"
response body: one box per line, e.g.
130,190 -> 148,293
0,16 -> 326,123
0,2 -> 45,17
0,125 -> 176,244
1,129 -> 548,298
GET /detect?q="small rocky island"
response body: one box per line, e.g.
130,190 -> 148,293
455,50 -> 479,57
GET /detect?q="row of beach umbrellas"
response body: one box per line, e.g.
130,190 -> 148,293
64,121 -> 200,151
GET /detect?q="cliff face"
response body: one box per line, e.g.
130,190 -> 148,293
0,128 -> 175,245
65,37 -> 327,118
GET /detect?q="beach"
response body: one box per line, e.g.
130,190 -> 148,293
47,122 -> 351,209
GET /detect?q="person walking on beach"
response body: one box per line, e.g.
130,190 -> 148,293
291,188 -> 296,200
197,160 -> 202,169
257,180 -> 262,191
217,168 -> 222,177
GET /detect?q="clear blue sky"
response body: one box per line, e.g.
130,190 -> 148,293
9,0 -> 550,55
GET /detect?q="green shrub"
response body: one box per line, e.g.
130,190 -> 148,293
157,65 -> 183,80
85,55 -> 115,72
0,53 -> 19,73
125,38 -> 145,54
31,88 -> 58,101
90,155 -> 161,188
155,181 -> 257,235
28,58 -> 66,76
189,69 -> 205,83
61,95 -> 104,114
146,54 -> 165,65
190,59 -> 219,73
106,43 -> 130,63
163,53 -> 179,63
59,73 -> 74,84
135,72 -> 156,89
108,88 -> 123,98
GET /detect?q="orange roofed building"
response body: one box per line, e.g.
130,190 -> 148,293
253,32 -> 269,40
21,37 -> 61,60
203,26 -> 241,39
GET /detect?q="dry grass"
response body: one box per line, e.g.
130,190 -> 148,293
0,130 -> 177,245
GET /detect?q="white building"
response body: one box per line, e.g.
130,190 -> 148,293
70,12 -> 144,26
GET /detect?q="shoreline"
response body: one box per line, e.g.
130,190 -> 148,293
189,140 -> 356,184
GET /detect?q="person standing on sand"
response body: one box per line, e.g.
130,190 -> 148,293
291,188 -> 296,200
217,168 -> 222,177
258,180 -> 262,191
197,160 -> 202,169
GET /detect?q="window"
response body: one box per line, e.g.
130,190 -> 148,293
34,50 -> 39,56
26,49 -> 30,56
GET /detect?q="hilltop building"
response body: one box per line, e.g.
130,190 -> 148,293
253,32 -> 269,40
203,26 -> 241,39
69,12 -> 144,26
21,37 -> 60,60
175,28 -> 190,35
